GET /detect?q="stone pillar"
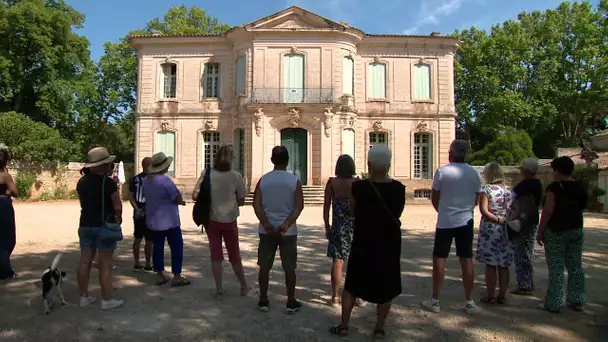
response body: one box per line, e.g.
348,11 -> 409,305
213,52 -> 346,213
250,108 -> 265,190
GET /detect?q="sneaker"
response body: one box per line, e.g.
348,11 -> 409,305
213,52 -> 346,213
464,300 -> 477,314
422,299 -> 440,313
258,299 -> 270,312
286,300 -> 302,314
79,296 -> 96,308
133,264 -> 144,272
101,299 -> 124,310
143,265 -> 154,273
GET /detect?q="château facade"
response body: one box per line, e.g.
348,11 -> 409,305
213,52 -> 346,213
129,6 -> 459,198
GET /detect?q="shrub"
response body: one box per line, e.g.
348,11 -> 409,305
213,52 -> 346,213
14,172 -> 37,199
53,187 -> 68,200
468,130 -> 535,166
34,192 -> 54,202
68,189 -> 79,199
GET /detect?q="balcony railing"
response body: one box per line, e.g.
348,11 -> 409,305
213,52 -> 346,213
249,88 -> 338,104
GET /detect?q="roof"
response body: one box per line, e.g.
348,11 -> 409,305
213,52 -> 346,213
129,6 -> 456,41
556,147 -> 608,169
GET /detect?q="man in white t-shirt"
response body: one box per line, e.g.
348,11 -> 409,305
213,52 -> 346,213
423,139 -> 482,314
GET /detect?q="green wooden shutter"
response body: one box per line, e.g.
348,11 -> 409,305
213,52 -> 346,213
342,57 -> 354,95
235,56 -> 246,95
370,63 -> 386,98
414,64 -> 431,99
157,132 -> 176,176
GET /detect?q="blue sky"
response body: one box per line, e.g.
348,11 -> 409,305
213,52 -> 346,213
66,0 -> 593,61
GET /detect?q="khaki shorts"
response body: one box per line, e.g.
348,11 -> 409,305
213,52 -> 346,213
257,234 -> 297,271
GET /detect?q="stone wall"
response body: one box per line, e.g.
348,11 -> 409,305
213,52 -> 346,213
8,162 -> 135,200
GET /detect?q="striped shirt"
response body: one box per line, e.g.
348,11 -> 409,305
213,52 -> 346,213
130,172 -> 147,209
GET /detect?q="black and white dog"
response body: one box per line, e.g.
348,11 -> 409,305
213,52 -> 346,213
41,253 -> 67,314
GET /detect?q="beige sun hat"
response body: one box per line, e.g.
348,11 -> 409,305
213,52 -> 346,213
148,152 -> 173,174
84,147 -> 116,168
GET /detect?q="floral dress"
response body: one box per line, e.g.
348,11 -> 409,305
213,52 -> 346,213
476,184 -> 514,267
327,189 -> 355,260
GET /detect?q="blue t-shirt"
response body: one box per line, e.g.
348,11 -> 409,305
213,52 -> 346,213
130,172 -> 147,209
143,174 -> 181,231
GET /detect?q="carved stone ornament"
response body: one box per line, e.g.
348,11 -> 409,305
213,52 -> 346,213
416,120 -> 428,132
160,120 -> 170,132
204,120 -> 216,131
253,108 -> 264,137
290,46 -> 299,54
373,56 -> 381,63
288,108 -> 301,127
373,120 -> 383,131
323,107 -> 334,137
346,116 -> 356,128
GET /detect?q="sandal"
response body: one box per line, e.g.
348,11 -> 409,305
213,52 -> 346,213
213,290 -> 225,301
480,296 -> 496,304
156,277 -> 170,286
329,325 -> 348,337
329,297 -> 340,308
510,288 -> 533,296
171,276 -> 191,287
373,329 -> 386,339
567,302 -> 583,312
497,296 -> 507,305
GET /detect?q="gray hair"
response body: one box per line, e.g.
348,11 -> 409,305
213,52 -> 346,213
449,139 -> 471,158
368,144 -> 392,171
483,161 -> 505,184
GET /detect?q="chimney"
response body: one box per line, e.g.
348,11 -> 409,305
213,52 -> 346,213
430,31 -> 441,36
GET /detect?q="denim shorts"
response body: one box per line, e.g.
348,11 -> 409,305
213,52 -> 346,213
79,226 -> 117,251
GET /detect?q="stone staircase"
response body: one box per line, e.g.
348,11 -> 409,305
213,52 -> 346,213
244,185 -> 325,205
174,178 -> 325,205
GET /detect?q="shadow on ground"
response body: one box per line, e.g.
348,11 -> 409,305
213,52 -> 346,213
0,216 -> 607,341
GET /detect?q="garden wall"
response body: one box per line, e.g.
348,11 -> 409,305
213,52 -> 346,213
8,162 -> 135,201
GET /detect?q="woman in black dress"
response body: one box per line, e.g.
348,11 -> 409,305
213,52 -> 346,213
330,144 -> 406,339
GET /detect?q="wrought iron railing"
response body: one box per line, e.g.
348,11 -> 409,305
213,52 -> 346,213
249,88 -> 338,104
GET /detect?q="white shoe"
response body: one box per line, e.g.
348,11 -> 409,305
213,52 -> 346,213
422,299 -> 440,313
464,300 -> 477,314
101,299 -> 124,310
79,296 -> 96,308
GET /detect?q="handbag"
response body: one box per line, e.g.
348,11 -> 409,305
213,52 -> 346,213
193,168 -> 212,229
367,180 -> 401,226
99,176 -> 124,242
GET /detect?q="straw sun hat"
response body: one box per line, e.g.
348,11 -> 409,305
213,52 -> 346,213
84,147 -> 116,168
148,152 -> 173,174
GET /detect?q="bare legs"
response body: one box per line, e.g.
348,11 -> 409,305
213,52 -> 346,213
133,238 -> 152,267
336,290 -> 392,332
431,257 -> 474,301
77,248 -> 95,298
97,249 -> 115,300
484,265 -> 510,299
331,258 -> 345,301
210,260 -> 248,295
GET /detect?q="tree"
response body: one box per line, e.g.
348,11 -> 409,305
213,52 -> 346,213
455,1 -> 608,157
468,130 -> 536,166
0,112 -> 74,167
0,0 -> 97,132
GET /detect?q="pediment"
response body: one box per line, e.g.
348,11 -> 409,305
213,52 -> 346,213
245,6 -> 346,31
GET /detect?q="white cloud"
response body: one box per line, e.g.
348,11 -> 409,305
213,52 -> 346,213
403,0 -> 475,34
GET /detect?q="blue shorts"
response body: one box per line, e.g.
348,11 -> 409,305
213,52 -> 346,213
78,226 -> 117,251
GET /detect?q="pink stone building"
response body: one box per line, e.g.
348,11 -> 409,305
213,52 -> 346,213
129,6 -> 459,199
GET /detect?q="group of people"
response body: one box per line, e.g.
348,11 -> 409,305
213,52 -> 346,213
0,138 -> 590,337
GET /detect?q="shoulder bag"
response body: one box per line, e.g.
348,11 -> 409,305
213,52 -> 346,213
193,168 -> 212,230
99,176 -> 124,242
367,180 -> 401,226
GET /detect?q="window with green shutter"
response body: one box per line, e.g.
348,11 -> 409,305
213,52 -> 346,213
156,131 -> 176,177
414,63 -> 431,100
235,56 -> 246,95
368,62 -> 386,99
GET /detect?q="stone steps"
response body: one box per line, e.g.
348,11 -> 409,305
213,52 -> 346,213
245,185 -> 325,205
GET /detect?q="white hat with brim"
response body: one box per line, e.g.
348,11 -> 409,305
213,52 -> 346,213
84,147 -> 116,168
148,152 -> 173,174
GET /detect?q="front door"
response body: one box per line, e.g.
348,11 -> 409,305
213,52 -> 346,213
280,128 -> 307,185
283,54 -> 304,103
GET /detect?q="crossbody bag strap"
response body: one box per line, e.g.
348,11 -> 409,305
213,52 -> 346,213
368,180 -> 399,225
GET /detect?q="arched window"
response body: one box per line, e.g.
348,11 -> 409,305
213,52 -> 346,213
414,132 -> 432,179
369,131 -> 388,150
414,63 -> 431,100
342,128 -> 355,159
368,62 -> 386,99
342,56 -> 354,95
202,131 -> 220,171
160,63 -> 177,99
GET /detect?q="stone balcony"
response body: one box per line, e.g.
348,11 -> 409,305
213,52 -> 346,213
247,88 -> 339,106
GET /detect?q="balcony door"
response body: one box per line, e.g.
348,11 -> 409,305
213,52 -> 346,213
283,54 -> 304,103
281,128 -> 307,185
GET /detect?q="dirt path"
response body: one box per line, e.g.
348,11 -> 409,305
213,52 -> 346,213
0,202 -> 607,341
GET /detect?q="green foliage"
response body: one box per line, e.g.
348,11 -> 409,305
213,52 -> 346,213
68,189 -> 79,200
14,171 -> 36,199
572,164 -> 598,194
595,187 -> 606,198
455,1 -> 608,156
468,130 -> 535,166
53,187 -> 68,200
34,192 -> 54,202
0,112 -> 74,166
